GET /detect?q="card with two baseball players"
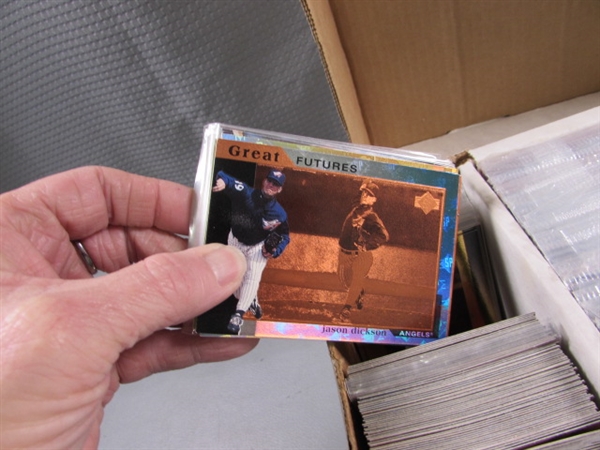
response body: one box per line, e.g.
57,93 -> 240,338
185,123 -> 460,346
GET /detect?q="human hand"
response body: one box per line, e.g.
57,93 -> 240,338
212,177 -> 225,192
0,166 -> 258,449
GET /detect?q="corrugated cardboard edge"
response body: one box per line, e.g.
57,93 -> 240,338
301,0 -> 370,145
327,341 -> 365,450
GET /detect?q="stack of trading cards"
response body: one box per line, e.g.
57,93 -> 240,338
186,123 -> 460,346
477,124 -> 600,330
345,313 -> 600,449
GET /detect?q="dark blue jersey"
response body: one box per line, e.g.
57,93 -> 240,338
339,204 -> 389,252
216,170 -> 290,257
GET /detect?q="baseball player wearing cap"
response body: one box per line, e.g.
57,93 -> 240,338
338,180 -> 389,321
212,168 -> 290,334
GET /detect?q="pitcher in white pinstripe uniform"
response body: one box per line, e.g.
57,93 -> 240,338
212,169 -> 290,334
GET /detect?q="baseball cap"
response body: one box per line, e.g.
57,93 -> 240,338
267,169 -> 286,186
360,180 -> 379,196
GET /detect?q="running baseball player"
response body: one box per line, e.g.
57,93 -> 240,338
212,168 -> 290,334
338,180 -> 389,321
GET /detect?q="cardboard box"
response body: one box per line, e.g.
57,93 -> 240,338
301,1 -> 600,447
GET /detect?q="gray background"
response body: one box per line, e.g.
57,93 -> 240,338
0,0 -> 348,192
1,1 -> 349,448
101,338 -> 347,450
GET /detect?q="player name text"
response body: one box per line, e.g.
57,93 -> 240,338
321,326 -> 387,336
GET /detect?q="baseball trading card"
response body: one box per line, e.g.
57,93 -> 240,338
186,123 -> 461,346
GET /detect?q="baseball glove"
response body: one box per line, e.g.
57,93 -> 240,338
263,232 -> 283,255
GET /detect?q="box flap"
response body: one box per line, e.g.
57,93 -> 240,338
302,0 -> 370,144
306,0 -> 600,148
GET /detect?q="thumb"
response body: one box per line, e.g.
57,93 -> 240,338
91,243 -> 245,350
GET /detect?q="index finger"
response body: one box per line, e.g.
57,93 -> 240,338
19,166 -> 193,240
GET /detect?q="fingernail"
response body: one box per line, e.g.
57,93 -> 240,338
204,246 -> 244,286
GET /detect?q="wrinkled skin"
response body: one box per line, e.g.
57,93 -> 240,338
0,166 -> 258,449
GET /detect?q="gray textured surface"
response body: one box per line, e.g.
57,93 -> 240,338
0,0 -> 347,192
